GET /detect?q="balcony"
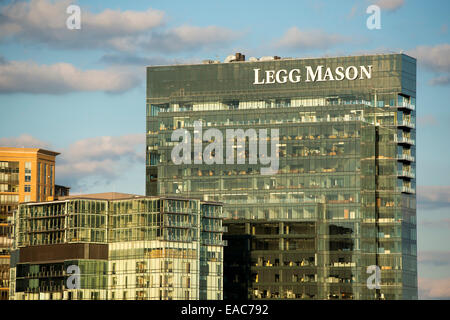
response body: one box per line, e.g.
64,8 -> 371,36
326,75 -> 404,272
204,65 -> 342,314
163,209 -> 196,215
397,120 -> 415,129
202,225 -> 228,233
394,103 -> 415,111
394,136 -> 415,145
202,210 -> 224,219
397,154 -> 415,162
201,238 -> 228,246
398,171 -> 415,179
162,234 -> 194,242
163,219 -> 194,229
400,186 -> 415,194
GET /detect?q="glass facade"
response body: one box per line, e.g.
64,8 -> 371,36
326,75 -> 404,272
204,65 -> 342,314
0,162 -> 18,299
10,195 -> 224,300
146,53 -> 417,299
0,161 -> 19,220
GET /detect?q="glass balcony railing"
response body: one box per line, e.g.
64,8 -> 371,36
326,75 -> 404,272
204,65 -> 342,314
394,136 -> 415,145
397,120 -> 415,129
202,225 -> 228,233
396,103 -> 415,111
163,219 -> 195,229
202,210 -> 224,219
163,208 -> 196,215
201,238 -> 227,246
398,171 -> 415,179
397,154 -> 415,162
399,186 -> 415,194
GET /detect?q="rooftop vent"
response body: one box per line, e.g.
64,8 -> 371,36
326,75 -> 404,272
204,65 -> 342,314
259,56 -> 281,61
224,52 -> 246,63
235,52 -> 245,61
202,60 -> 220,64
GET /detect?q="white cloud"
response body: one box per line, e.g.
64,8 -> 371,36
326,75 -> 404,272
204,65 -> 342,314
57,134 -> 146,191
0,0 -> 238,53
417,186 -> 450,210
0,58 -> 141,94
0,0 -> 165,51
418,251 -> 450,299
375,0 -> 405,12
83,8 -> 164,35
274,27 -> 348,50
172,25 -> 237,46
419,251 -> 450,266
0,134 -> 51,149
417,115 -> 438,127
420,218 -> 450,229
419,277 -> 450,299
409,44 -> 450,73
99,54 -> 198,67
0,133 -> 145,192
140,25 -> 240,53
61,134 -> 145,164
429,75 -> 450,86
408,44 -> 450,86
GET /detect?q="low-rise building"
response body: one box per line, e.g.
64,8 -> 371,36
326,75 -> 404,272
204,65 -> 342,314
9,192 -> 225,300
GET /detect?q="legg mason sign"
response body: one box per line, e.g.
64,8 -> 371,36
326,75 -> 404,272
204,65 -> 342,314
253,65 -> 373,85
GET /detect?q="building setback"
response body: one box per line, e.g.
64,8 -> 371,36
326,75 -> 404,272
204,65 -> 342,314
9,193 -> 225,300
145,53 -> 417,299
0,147 -> 60,300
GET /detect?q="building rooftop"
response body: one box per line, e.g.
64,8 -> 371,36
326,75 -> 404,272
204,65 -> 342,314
146,52 -> 416,68
0,147 -> 60,157
58,192 -> 142,201
27,192 -> 223,205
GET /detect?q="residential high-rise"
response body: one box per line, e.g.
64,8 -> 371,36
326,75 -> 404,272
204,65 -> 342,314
0,147 -> 59,300
145,53 -> 417,299
9,193 -> 225,300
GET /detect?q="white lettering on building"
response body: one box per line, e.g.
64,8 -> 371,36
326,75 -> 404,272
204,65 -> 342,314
253,65 -> 372,85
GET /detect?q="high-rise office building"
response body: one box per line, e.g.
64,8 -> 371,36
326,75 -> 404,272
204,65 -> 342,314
0,147 -> 59,300
146,53 -> 417,299
9,192 -> 224,300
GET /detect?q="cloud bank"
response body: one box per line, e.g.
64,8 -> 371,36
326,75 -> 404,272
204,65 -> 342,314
417,186 -> 450,210
0,133 -> 145,192
375,0 -> 405,12
0,0 -> 164,51
0,0 -> 238,53
0,134 -> 51,149
0,58 -> 141,94
419,277 -> 450,299
419,251 -> 450,267
274,27 -> 349,51
409,44 -> 450,86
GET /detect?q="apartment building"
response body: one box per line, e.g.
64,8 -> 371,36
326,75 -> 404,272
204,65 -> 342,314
0,147 -> 59,300
9,192 -> 225,300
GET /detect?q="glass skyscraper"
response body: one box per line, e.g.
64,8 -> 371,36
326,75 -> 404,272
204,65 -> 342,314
146,53 -> 417,300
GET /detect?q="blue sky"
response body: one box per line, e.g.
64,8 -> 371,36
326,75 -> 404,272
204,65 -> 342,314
0,0 -> 449,299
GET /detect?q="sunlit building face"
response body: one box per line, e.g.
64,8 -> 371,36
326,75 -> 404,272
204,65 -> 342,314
146,53 -> 417,300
